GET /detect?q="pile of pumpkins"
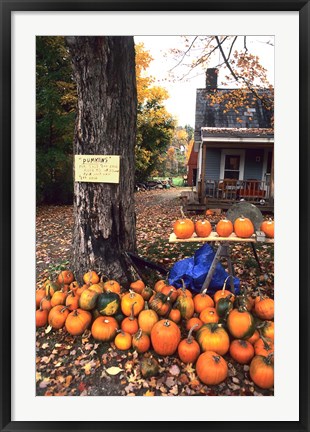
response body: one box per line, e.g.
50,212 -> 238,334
36,269 -> 274,390
173,215 -> 274,240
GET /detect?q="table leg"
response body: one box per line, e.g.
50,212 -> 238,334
200,244 -> 223,292
200,242 -> 235,294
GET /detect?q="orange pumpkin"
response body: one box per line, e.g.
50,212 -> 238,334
91,316 -> 118,341
199,307 -> 219,324
48,305 -> 69,329
177,324 -> 201,363
197,323 -> 230,355
216,219 -> 233,237
36,288 -> 47,308
150,319 -> 181,356
121,290 -> 144,317
246,329 -> 260,345
260,320 -> 274,341
196,351 -> 228,385
173,218 -> 195,239
140,285 -> 154,301
114,330 -> 132,351
261,219 -> 274,238
57,270 -> 74,286
50,289 -> 68,307
130,279 -> 145,295
213,277 -> 235,304
83,270 -> 100,285
254,296 -> 274,320
132,329 -> 151,353
65,290 -> 80,311
65,308 -> 92,336
40,295 -> 52,313
229,339 -> 255,364
138,303 -> 159,335
149,290 -> 173,317
234,216 -> 255,238
249,354 -> 274,389
36,303 -> 49,328
227,307 -> 256,339
254,337 -> 274,357
186,317 -> 203,332
154,280 -> 166,293
121,302 -> 139,335
195,219 -> 212,238
168,308 -> 182,324
193,289 -> 214,313
88,283 -> 103,294
103,279 -> 121,294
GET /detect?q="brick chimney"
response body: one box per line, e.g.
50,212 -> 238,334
206,68 -> 218,90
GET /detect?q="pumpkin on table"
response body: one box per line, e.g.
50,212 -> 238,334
195,219 -> 212,238
233,216 -> 255,238
260,219 -> 274,238
216,219 -> 233,237
173,207 -> 195,239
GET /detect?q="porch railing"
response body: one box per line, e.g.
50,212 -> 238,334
205,179 -> 271,202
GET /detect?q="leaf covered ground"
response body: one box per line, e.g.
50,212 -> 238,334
36,188 -> 274,397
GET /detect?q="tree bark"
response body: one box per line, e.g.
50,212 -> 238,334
65,36 -> 137,283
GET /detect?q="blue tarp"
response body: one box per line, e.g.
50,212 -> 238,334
168,243 -> 240,294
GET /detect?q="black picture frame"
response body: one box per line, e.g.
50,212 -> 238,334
1,1 -> 309,431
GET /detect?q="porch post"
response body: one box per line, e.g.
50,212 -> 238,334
270,147 -> 274,204
200,142 -> 207,204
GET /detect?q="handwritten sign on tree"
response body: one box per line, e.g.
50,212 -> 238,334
74,155 -> 120,183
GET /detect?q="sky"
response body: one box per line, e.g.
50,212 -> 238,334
134,36 -> 274,128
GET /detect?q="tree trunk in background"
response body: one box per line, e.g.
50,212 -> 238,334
65,36 -> 137,283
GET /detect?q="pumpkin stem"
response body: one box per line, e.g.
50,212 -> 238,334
39,298 -> 45,311
129,302 -> 137,320
180,278 -> 186,292
163,320 -> 171,327
222,276 -> 230,292
187,324 -> 199,343
73,309 -> 79,317
201,288 -> 208,296
212,354 -> 221,363
144,301 -> 149,310
134,328 -> 143,340
60,306 -> 69,313
265,352 -> 274,364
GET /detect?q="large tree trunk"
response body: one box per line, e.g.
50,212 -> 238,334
65,36 -> 137,283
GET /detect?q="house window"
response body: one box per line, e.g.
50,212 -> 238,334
220,149 -> 245,180
224,155 -> 240,179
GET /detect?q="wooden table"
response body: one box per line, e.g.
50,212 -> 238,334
169,232 -> 274,293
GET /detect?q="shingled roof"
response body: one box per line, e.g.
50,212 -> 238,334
194,87 -> 274,143
201,127 -> 274,140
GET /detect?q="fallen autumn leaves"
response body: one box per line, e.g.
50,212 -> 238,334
36,188 -> 274,396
